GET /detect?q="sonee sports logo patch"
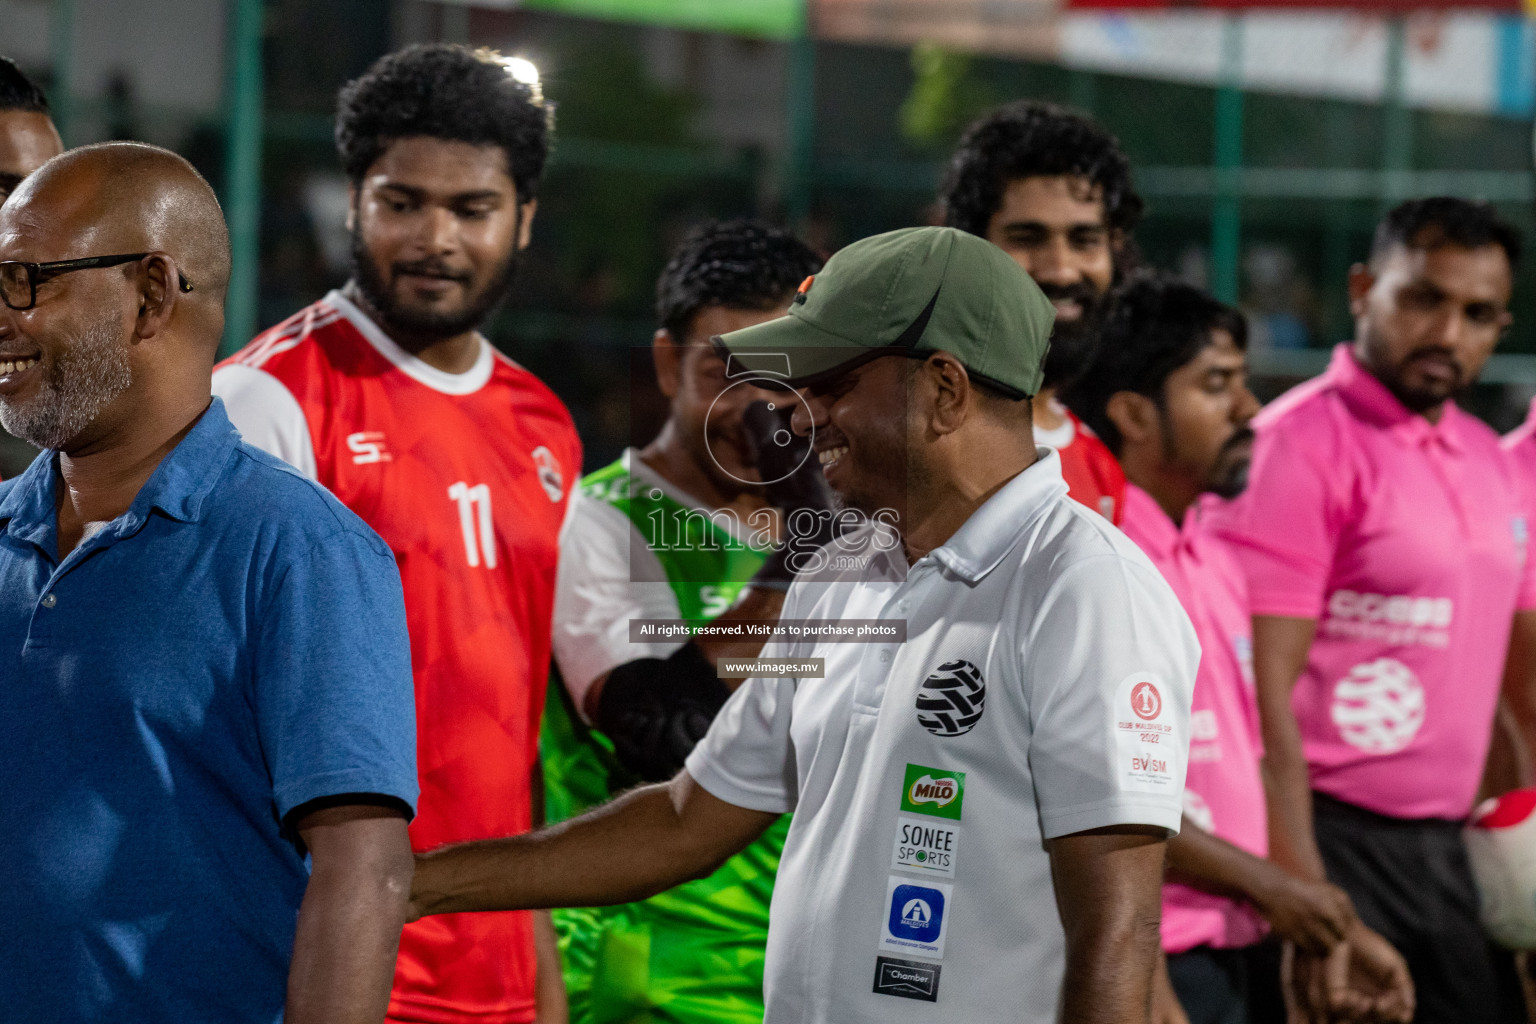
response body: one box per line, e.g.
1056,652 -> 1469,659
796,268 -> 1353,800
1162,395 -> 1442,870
873,956 -> 940,1002
915,659 -> 986,736
891,816 -> 959,877
900,764 -> 965,821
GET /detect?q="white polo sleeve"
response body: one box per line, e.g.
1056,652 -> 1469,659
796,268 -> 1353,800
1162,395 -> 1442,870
684,583 -> 805,815
685,675 -> 798,814
1023,553 -> 1198,839
552,491 -> 685,719
212,364 -> 318,479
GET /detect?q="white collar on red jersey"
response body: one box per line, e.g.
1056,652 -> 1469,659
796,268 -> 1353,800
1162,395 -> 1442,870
1034,398 -> 1076,450
326,289 -> 495,396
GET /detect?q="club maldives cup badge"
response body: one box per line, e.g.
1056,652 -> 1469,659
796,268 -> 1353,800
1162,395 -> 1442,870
1114,673 -> 1179,794
900,764 -> 964,821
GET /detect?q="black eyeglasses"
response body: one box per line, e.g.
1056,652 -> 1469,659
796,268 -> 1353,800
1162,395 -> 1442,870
0,253 -> 195,311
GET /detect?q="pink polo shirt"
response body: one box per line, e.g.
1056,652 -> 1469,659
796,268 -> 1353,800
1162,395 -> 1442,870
1503,396 -> 1536,470
1122,484 -> 1268,953
1215,344 -> 1536,821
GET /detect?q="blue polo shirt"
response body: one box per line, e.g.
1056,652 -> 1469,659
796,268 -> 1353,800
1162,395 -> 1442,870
0,398 -> 418,1024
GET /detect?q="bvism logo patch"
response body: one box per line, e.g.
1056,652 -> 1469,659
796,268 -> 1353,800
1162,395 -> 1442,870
915,659 -> 986,736
900,764 -> 964,821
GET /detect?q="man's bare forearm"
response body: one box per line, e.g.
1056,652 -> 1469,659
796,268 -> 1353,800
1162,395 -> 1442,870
1260,747 -> 1326,881
1252,615 -> 1328,881
1499,610 -> 1536,789
1061,907 -> 1162,1024
412,773 -> 777,919
287,806 -> 414,1024
528,753 -> 569,1022
1168,815 -> 1353,953
1167,816 -> 1270,901
532,909 -> 569,1024
1049,826 -> 1168,1024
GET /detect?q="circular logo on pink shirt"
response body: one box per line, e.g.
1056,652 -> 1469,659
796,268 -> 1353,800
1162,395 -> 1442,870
1131,681 -> 1163,721
1330,658 -> 1426,754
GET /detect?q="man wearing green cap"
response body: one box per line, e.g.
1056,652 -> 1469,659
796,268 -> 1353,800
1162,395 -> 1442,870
409,227 -> 1199,1023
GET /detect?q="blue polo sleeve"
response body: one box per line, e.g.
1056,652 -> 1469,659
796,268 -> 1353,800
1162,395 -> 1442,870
253,526 -> 419,824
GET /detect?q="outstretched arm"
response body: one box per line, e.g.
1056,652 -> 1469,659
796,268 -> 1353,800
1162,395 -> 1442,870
412,772 -> 778,919
1048,825 -> 1168,1024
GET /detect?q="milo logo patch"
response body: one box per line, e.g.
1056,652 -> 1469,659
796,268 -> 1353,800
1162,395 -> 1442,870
900,764 -> 964,821
909,776 -> 957,807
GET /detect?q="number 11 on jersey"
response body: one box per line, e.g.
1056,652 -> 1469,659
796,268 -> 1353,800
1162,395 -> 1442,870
449,481 -> 497,568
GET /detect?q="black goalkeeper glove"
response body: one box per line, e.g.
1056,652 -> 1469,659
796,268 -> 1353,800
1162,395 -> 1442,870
741,400 -> 838,586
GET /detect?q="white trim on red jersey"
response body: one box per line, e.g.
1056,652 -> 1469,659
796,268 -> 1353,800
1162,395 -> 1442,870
213,364 -> 319,479
1035,398 -> 1077,450
326,289 -> 495,396
233,304 -> 346,371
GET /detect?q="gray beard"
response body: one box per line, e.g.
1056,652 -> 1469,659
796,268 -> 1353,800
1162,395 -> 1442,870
0,316 -> 132,451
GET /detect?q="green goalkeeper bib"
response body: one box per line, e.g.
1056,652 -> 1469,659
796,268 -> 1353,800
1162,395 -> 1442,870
542,454 -> 788,1024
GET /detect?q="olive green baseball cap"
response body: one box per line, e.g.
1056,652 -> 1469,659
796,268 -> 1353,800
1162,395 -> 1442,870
714,226 -> 1056,398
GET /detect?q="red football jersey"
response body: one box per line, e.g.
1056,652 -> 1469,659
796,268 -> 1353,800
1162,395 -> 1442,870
214,292 -> 581,1024
1050,407 -> 1126,526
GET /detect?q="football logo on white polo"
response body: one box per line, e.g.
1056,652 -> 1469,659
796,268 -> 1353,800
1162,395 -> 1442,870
915,660 -> 985,737
1331,658 -> 1425,754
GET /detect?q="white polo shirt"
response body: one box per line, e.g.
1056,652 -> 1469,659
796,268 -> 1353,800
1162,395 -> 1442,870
685,449 -> 1198,1023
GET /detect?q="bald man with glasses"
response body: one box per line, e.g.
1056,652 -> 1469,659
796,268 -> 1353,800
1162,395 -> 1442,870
0,143 -> 420,1024
0,251 -> 195,309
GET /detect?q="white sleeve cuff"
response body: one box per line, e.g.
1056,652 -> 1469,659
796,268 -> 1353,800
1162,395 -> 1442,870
685,748 -> 796,815
1039,795 -> 1183,840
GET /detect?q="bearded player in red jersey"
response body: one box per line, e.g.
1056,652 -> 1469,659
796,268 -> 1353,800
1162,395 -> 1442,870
941,101 -> 1137,524
213,45 -> 575,1024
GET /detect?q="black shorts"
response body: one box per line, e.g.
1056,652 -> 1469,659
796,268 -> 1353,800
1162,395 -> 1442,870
1312,791 -> 1525,1024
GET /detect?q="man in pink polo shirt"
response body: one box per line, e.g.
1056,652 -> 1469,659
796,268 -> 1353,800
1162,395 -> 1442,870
1502,412 -> 1536,790
1216,197 -> 1535,1024
1070,276 -> 1404,1024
